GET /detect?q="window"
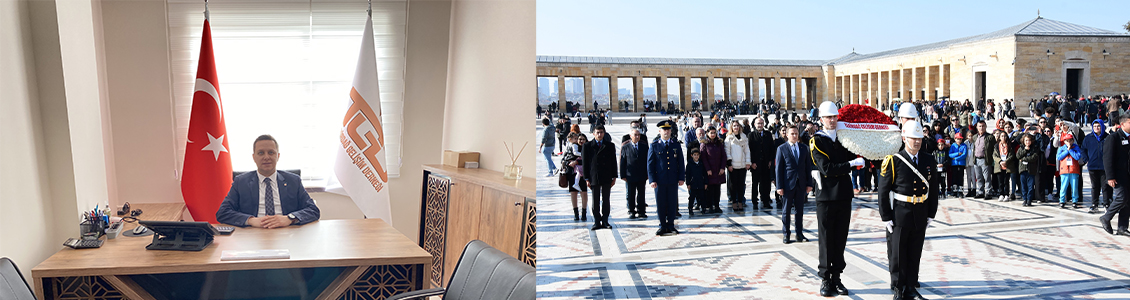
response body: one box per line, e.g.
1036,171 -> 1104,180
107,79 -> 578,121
167,0 -> 408,184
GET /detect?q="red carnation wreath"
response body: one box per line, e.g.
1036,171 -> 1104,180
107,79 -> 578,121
833,104 -> 902,159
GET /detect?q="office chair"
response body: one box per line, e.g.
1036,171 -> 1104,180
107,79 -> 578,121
232,169 -> 301,181
387,240 -> 534,300
0,257 -> 36,300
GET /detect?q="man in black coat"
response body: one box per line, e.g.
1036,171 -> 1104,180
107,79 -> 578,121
583,125 -> 618,230
811,101 -> 864,297
1100,115 -> 1130,236
748,116 -> 777,209
621,128 -> 650,219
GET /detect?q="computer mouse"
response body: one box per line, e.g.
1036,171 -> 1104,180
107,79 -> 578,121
133,225 -> 147,235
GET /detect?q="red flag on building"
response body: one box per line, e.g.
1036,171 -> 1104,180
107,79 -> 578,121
181,18 -> 232,223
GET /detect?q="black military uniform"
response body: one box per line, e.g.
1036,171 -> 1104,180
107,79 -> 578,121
810,129 -> 856,297
879,149 -> 938,300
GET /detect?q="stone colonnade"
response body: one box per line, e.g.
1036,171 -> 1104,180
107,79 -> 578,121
833,64 -> 951,109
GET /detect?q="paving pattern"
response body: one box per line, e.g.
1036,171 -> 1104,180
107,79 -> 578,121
534,120 -> 1130,299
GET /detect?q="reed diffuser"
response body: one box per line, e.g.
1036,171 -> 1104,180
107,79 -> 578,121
503,141 -> 527,180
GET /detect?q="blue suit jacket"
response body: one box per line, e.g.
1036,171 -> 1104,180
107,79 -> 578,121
775,142 -> 814,192
647,138 -> 685,185
216,170 -> 320,227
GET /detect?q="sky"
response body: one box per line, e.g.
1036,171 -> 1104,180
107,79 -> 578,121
537,0 -> 1130,60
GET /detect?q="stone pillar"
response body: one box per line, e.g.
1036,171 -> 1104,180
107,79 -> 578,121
910,67 -> 919,101
773,77 -> 782,106
925,66 -> 935,100
610,75 -> 619,112
683,76 -> 692,111
883,71 -> 892,107
795,76 -> 804,110
705,75 -> 714,111
557,75 -> 567,112
941,65 -> 949,99
753,77 -> 762,103
729,77 -> 738,104
844,75 -> 852,104
634,76 -> 644,112
658,75 -> 668,112
902,69 -> 911,101
584,75 -> 593,111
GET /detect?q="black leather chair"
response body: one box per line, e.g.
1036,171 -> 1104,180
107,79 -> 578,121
232,169 -> 301,181
387,240 -> 534,300
0,257 -> 35,300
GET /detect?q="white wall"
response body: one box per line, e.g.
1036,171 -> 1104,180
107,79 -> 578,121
442,0 -> 536,175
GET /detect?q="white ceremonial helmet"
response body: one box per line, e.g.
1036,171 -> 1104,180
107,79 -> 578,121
902,120 -> 925,138
898,102 -> 918,119
818,101 -> 840,117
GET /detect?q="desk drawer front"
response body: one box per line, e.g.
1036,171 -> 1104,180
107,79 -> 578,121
43,276 -> 127,300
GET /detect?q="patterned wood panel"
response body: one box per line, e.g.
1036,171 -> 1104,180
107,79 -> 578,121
46,276 -> 128,300
519,198 -> 537,267
422,174 -> 450,288
338,264 -> 423,300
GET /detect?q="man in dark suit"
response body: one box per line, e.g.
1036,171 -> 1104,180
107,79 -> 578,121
217,135 -> 320,228
749,116 -> 776,209
584,125 -> 617,230
1100,115 -> 1130,236
811,101 -> 864,297
878,121 -> 938,300
776,125 -> 813,244
621,128 -> 650,219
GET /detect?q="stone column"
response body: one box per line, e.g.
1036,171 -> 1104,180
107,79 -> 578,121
658,75 -> 668,112
844,75 -> 852,104
557,75 -> 567,112
941,64 -> 949,99
795,76 -> 804,110
902,69 -> 911,101
729,77 -> 738,104
634,76 -> 644,112
683,76 -> 692,111
910,67 -> 919,101
926,66 -> 935,100
773,77 -> 782,106
584,75 -> 593,111
707,75 -> 717,111
610,75 -> 620,112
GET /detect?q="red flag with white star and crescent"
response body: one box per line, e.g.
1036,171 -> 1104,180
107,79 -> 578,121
181,19 -> 232,223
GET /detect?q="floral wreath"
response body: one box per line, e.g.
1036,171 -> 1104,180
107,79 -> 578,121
835,104 -> 902,160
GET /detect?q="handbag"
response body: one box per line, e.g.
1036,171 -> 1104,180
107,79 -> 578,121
558,171 -> 570,188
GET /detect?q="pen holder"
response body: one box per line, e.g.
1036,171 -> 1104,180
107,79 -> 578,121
503,164 -> 523,180
80,220 -> 105,239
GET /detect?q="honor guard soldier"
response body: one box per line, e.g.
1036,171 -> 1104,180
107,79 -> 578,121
878,120 -> 938,300
648,120 -> 685,236
899,102 -> 935,157
811,101 -> 864,297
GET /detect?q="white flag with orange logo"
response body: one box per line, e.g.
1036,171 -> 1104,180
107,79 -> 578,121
332,15 -> 392,222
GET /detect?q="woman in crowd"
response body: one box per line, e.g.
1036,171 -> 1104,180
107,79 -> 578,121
699,127 -> 727,214
563,133 -> 588,221
993,130 -> 1017,202
935,138 -> 951,197
724,121 -> 751,211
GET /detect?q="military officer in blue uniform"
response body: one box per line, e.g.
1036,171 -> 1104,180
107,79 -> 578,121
878,120 -> 938,300
648,120 -> 686,236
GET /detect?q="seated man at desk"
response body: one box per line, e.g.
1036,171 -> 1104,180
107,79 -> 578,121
217,134 -> 320,228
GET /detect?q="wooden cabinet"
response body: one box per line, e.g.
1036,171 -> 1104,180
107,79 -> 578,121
419,165 -> 535,288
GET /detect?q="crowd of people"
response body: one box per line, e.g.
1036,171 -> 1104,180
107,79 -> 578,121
538,92 -> 1130,300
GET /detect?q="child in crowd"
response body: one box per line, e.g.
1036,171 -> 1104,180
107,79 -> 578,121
934,138 -> 951,198
1017,134 -> 1041,206
1056,132 -> 1084,209
685,148 -> 707,216
948,133 -> 969,197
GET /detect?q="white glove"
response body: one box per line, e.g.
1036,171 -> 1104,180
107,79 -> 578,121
849,157 -> 865,167
885,221 -> 894,233
926,218 -> 934,227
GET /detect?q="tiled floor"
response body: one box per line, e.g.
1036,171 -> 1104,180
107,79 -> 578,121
535,120 -> 1130,299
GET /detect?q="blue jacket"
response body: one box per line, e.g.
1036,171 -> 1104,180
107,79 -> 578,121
774,142 -> 813,192
217,170 -> 321,227
1080,119 -> 1106,170
1057,144 -> 1083,165
948,143 -> 969,166
647,138 -> 685,185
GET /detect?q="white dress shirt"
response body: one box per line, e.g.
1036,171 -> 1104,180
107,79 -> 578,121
256,171 -> 283,217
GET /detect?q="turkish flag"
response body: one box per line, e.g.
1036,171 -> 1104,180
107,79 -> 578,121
181,19 -> 232,223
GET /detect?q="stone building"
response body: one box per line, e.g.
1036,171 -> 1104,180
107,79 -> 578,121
537,17 -> 1130,116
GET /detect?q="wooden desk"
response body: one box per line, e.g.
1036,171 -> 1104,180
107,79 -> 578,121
33,219 -> 431,300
